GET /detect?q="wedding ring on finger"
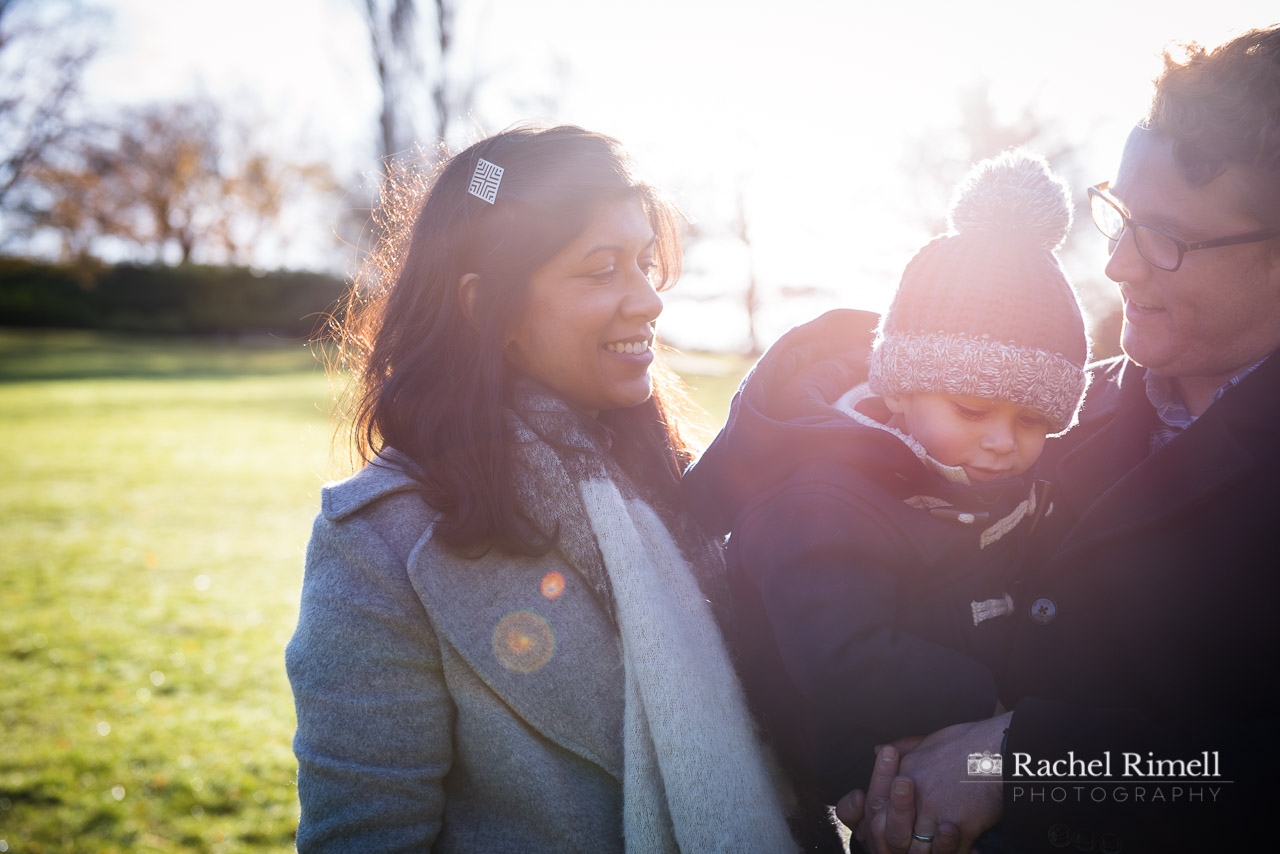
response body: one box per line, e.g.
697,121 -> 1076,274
912,832 -> 935,843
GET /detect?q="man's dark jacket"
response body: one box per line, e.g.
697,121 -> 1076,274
1000,352 -> 1280,853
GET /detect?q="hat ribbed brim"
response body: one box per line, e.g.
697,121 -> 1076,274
868,332 -> 1088,433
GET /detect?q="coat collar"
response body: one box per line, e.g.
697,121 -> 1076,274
321,450 -> 422,522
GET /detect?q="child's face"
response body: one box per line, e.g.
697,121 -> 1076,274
884,392 -> 1051,482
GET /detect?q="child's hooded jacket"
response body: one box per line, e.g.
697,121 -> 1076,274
682,308 -> 1048,800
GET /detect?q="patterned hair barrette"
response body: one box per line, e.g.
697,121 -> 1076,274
468,157 -> 504,204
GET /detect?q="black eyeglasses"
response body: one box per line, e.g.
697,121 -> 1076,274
1087,181 -> 1280,272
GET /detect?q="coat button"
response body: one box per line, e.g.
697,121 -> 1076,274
1030,596 -> 1058,625
1048,823 -> 1072,847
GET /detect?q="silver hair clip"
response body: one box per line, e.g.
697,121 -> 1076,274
468,157 -> 504,204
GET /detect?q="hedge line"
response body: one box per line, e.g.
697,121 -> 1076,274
0,257 -> 351,336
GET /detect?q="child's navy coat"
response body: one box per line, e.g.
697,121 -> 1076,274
683,309 -> 1048,801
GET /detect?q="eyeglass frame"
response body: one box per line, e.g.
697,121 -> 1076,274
1086,181 -> 1280,272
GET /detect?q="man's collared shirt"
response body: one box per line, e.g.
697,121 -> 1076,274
1144,358 -> 1267,452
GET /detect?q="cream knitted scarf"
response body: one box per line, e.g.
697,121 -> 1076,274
506,383 -> 797,854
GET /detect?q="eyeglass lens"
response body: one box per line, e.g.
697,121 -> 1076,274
1089,192 -> 1181,270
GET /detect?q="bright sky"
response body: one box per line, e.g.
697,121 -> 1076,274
86,0 -> 1277,351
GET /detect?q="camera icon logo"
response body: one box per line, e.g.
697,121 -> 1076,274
967,751 -> 1002,776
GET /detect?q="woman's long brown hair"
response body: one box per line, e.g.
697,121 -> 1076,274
327,124 -> 703,555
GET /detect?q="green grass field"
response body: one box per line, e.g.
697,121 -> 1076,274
0,328 -> 751,853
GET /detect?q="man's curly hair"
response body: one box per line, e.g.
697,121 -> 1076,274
1146,24 -> 1280,222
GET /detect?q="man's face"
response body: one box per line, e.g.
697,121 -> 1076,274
1104,126 -> 1280,383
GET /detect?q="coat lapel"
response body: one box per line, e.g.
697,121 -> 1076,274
1050,362 -> 1151,526
1057,417 -> 1253,561
1051,358 -> 1261,563
322,453 -> 625,779
408,537 -> 625,779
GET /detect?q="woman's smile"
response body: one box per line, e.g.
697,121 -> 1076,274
602,337 -> 653,356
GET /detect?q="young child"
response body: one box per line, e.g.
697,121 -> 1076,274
681,150 -> 1089,804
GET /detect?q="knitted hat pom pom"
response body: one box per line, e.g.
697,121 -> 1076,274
870,148 -> 1091,435
947,150 -> 1073,252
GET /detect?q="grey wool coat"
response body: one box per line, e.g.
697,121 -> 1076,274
285,457 -> 630,852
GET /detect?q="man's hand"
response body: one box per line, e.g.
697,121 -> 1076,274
836,745 -> 960,854
836,713 -> 1010,853
893,712 -> 1010,851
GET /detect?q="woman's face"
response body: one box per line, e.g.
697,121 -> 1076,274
505,197 -> 664,415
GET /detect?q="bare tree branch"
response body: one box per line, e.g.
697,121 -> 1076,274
358,0 -> 470,174
0,0 -> 98,206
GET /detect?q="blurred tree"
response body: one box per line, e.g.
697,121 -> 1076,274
364,0 -> 416,169
119,99 -> 223,264
360,0 -> 475,172
28,97 -> 339,267
212,119 -> 342,267
0,0 -> 98,208
902,82 -> 1083,236
24,129 -> 131,262
730,190 -> 763,356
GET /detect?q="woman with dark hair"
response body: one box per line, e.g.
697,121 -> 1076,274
285,125 -> 799,853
